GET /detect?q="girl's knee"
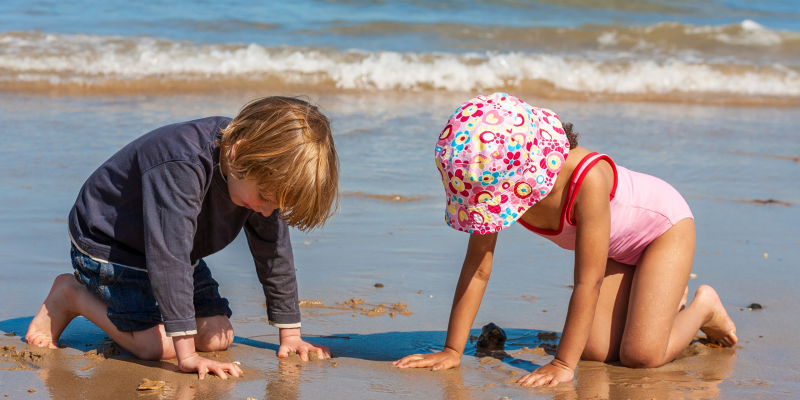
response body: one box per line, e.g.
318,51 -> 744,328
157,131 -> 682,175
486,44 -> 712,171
582,346 -> 617,363
619,348 -> 665,369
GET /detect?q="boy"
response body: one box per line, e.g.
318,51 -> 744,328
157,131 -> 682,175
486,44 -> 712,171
26,96 -> 338,379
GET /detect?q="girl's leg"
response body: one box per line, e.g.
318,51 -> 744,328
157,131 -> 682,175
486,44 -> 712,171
619,219 -> 737,368
581,259 -> 634,363
582,262 -> 690,363
26,273 -> 234,360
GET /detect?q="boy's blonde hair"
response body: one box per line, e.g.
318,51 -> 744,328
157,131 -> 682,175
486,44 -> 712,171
218,96 -> 339,232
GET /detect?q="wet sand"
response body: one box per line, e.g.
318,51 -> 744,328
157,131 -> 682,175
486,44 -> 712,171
1,91 -> 799,398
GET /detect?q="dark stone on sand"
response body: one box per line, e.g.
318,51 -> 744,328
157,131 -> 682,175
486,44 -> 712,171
374,283 -> 384,288
3,332 -> 14,337
749,303 -> 763,310
476,323 -> 507,349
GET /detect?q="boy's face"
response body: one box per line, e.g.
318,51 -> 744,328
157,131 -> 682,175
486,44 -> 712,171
227,176 -> 280,218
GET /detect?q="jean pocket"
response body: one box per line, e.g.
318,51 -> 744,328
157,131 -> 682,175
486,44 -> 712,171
99,262 -> 126,287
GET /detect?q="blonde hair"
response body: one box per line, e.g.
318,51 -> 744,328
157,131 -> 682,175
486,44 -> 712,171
218,96 -> 339,232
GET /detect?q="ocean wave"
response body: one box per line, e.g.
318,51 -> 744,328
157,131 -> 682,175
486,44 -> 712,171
329,19 -> 800,57
0,31 -> 798,99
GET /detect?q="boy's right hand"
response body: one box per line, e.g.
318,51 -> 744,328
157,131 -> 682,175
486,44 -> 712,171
393,348 -> 461,370
178,352 -> 242,380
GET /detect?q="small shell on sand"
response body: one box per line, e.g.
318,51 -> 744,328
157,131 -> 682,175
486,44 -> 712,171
374,283 -> 384,288
690,273 -> 698,279
232,361 -> 241,365
137,379 -> 165,390
763,253 -> 769,258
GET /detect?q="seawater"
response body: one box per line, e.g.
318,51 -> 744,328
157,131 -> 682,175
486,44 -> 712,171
1,0 -> 799,99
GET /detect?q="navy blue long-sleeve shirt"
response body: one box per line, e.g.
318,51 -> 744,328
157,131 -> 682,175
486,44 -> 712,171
68,116 -> 301,335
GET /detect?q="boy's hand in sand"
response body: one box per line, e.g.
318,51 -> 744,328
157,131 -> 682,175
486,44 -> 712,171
174,336 -> 241,380
517,360 -> 574,387
278,327 -> 330,361
179,352 -> 243,380
393,348 -> 461,370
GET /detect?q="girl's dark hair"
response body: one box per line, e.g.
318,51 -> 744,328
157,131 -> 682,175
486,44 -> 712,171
563,122 -> 579,149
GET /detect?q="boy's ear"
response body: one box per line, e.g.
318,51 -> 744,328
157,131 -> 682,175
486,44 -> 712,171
230,139 -> 246,161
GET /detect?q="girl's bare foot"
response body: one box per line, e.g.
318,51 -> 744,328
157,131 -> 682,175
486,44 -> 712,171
25,274 -> 81,348
694,285 -> 738,347
679,286 -> 688,312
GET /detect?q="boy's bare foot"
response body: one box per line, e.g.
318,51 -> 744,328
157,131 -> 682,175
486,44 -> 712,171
695,285 -> 738,347
25,274 -> 81,348
679,286 -> 688,312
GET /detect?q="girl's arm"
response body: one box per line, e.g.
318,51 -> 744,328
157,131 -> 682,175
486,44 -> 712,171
394,232 -> 498,369
518,167 -> 611,387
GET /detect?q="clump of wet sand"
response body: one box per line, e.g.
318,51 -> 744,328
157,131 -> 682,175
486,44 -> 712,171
298,300 -> 325,308
335,298 -> 414,318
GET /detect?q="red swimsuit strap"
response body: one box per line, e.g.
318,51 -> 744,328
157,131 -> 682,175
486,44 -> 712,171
564,153 -> 618,226
517,152 -> 617,234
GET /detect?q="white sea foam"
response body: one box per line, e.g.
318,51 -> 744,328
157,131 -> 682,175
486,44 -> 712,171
0,31 -> 798,97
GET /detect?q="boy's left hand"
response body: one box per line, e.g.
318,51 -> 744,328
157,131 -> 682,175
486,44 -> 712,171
517,360 -> 574,387
277,329 -> 330,361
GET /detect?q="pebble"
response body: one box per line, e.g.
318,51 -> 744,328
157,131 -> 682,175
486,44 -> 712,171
28,390 -> 35,393
749,303 -> 763,310
430,295 -> 433,298
374,283 -> 384,288
763,253 -> 769,259
303,242 -> 311,245
689,273 -> 698,279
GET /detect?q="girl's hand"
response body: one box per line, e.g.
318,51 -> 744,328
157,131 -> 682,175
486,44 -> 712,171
517,360 -> 574,387
278,335 -> 331,361
178,353 -> 242,380
393,348 -> 461,370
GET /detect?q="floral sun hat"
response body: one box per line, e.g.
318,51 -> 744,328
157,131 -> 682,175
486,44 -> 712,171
435,92 -> 570,234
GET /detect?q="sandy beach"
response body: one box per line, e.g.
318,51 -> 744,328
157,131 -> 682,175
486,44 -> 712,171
2,0 -> 800,398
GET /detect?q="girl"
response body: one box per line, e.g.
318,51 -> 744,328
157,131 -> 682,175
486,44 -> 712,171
394,93 -> 738,387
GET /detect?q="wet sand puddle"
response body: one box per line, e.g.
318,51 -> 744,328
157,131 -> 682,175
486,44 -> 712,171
1,329 -> 748,400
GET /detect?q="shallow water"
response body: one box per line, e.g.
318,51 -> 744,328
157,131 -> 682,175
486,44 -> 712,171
0,91 -> 798,398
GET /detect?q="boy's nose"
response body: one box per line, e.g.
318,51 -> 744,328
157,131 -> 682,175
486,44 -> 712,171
259,205 -> 278,218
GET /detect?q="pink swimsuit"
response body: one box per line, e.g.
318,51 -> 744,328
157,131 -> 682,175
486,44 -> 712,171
517,152 -> 694,266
